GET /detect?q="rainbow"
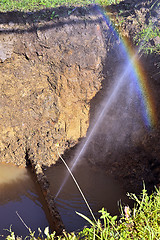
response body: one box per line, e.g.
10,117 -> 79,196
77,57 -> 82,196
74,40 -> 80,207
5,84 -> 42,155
124,38 -> 158,128
95,4 -> 158,128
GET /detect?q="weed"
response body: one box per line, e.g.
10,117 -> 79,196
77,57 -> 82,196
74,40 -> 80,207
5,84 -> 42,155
133,20 -> 160,54
50,11 -> 59,19
77,187 -> 160,239
133,0 -> 160,54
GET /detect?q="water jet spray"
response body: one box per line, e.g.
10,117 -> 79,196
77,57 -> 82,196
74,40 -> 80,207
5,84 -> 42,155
56,146 -> 97,223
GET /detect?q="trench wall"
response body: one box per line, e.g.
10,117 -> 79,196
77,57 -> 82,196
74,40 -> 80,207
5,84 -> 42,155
0,6 -> 107,167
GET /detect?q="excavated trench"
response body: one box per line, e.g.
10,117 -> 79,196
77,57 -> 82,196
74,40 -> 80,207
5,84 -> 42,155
0,2 -> 160,236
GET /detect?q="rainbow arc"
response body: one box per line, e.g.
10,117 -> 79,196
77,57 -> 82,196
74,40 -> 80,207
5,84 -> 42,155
96,5 -> 158,128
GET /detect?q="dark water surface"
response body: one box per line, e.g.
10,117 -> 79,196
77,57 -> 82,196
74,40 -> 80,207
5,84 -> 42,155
46,159 -> 130,232
0,161 -> 132,236
0,163 -> 49,239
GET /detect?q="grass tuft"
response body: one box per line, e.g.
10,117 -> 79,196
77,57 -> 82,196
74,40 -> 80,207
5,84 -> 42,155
0,0 -> 121,12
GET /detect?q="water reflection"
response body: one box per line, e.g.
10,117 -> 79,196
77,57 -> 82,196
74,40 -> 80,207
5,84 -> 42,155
46,160 -> 130,232
0,163 -> 49,238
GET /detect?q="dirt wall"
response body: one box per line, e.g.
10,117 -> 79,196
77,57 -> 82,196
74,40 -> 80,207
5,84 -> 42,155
0,6 -> 107,167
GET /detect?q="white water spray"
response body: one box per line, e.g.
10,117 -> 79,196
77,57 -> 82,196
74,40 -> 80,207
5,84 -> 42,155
56,148 -> 97,222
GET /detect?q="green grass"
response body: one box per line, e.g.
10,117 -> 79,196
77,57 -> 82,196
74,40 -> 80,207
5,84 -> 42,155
133,20 -> 160,54
5,187 -> 160,240
0,0 -> 121,11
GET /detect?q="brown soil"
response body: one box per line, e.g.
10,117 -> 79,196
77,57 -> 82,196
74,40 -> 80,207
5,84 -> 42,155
0,6 -> 107,167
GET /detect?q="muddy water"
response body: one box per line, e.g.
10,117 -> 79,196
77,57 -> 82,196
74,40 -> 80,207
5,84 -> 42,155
46,159 -> 131,232
0,163 -> 50,239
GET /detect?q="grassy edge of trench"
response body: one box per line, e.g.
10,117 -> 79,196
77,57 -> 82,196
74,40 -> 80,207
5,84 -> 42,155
4,186 -> 160,240
0,0 -> 159,54
0,0 -> 121,12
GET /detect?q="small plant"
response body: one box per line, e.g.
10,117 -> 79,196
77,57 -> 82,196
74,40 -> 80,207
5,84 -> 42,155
132,0 -> 160,54
134,20 -> 160,54
4,226 -> 16,240
76,186 -> 160,239
50,11 -> 59,20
